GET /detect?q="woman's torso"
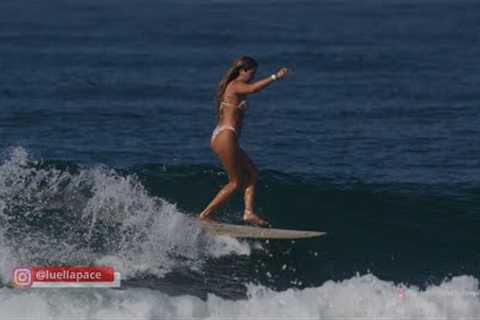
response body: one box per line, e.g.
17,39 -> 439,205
216,82 -> 249,133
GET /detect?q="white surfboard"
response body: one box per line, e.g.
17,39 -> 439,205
200,221 -> 326,239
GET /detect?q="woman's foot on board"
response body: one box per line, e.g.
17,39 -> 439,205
243,209 -> 270,227
198,212 -> 222,224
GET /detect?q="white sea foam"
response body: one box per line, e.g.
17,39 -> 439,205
0,273 -> 479,319
0,147 -> 252,282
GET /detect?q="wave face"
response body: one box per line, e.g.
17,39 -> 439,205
0,147 -> 479,306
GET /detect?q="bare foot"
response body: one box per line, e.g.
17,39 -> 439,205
198,212 -> 222,224
243,210 -> 270,227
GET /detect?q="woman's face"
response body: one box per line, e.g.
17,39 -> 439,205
242,67 -> 257,82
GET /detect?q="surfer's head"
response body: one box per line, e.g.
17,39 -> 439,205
236,56 -> 258,82
224,56 -> 257,83
215,56 -> 258,120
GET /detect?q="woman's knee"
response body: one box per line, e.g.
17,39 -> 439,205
227,180 -> 243,192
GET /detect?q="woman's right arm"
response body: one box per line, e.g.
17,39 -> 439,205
233,67 -> 289,94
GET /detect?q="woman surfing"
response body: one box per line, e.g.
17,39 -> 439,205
198,56 -> 289,227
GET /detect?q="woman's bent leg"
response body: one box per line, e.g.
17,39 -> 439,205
199,131 -> 243,221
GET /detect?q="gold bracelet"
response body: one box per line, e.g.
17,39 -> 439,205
271,74 -> 277,81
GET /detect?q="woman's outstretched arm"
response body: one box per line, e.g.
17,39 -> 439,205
232,67 -> 289,94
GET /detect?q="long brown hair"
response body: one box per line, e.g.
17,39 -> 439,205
215,56 -> 258,121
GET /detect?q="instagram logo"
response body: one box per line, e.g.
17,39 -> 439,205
12,266 -> 121,288
13,268 -> 32,287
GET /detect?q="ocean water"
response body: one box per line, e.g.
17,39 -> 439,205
1,0 -> 480,318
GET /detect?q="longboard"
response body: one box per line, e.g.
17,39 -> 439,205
200,221 -> 326,239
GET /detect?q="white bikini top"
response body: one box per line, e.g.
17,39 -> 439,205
220,100 -> 248,112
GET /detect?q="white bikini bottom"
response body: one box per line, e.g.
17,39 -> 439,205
210,125 -> 238,145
